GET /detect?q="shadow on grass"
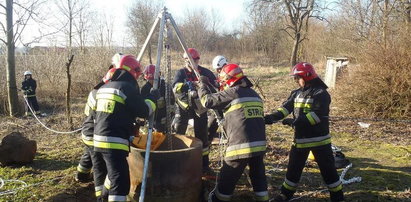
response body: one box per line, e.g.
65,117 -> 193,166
45,183 -> 95,202
30,152 -> 77,171
220,151 -> 411,202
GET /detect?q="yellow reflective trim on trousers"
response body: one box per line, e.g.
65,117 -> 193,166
225,101 -> 263,115
96,94 -> 125,104
82,139 -> 94,146
294,103 -> 311,109
202,150 -> 210,156
95,190 -> 102,197
295,138 -> 331,148
225,146 -> 266,158
77,165 -> 91,173
282,181 -> 296,191
329,183 -> 343,192
255,195 -> 269,201
94,142 -> 129,151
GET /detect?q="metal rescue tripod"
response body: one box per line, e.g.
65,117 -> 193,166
136,7 -> 203,202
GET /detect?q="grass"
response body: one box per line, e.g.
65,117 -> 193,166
0,64 -> 410,201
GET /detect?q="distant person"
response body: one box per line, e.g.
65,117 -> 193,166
172,48 -> 217,174
21,71 -> 41,116
264,62 -> 344,202
141,64 -> 174,133
197,64 -> 268,202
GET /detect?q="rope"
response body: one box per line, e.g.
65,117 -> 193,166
208,121 -> 228,201
22,96 -> 83,134
0,176 -> 64,196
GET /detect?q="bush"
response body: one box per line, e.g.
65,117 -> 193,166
333,36 -> 411,119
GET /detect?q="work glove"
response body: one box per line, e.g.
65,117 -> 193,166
149,88 -> 160,101
282,118 -> 294,127
264,114 -> 277,125
188,90 -> 198,99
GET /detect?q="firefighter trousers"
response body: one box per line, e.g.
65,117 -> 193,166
99,150 -> 130,202
24,96 -> 39,114
91,150 -> 107,200
207,112 -> 219,141
211,155 -> 268,202
76,146 -> 93,181
280,144 -> 344,201
173,106 -> 210,170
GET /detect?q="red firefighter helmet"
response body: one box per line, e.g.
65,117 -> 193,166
143,64 -> 156,80
183,48 -> 200,60
219,63 -> 245,87
115,54 -> 142,80
102,68 -> 117,83
290,62 -> 318,81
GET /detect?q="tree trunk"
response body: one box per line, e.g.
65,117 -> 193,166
6,0 -> 19,117
290,33 -> 300,66
65,55 -> 74,129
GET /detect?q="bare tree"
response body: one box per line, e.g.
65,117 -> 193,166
55,0 -> 89,127
0,0 -> 44,116
127,0 -> 163,64
251,0 -> 326,66
91,13 -> 114,48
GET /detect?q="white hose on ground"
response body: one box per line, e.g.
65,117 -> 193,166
0,176 -> 64,197
23,96 -> 82,134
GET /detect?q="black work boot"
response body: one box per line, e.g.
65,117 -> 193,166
75,172 -> 93,183
274,193 -> 292,202
330,190 -> 344,202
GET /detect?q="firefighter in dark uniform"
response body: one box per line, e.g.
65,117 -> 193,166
198,64 -> 269,202
93,54 -> 157,202
264,62 -> 344,202
22,71 -> 40,116
172,48 -> 217,172
76,54 -> 122,184
141,64 -> 173,133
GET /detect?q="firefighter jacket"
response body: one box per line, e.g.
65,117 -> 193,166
93,70 -> 155,153
198,77 -> 266,161
172,66 -> 217,111
22,78 -> 37,97
270,79 -> 331,149
81,89 -> 98,147
141,79 -> 174,131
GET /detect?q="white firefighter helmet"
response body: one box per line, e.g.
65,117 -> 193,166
24,71 -> 32,76
212,55 -> 228,70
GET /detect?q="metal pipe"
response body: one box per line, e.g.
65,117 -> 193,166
168,14 -> 201,79
137,13 -> 161,62
139,8 -> 167,202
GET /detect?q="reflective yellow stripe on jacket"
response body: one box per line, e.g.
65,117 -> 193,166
81,133 -> 94,146
96,88 -> 127,113
225,141 -> 266,158
224,97 -> 264,118
294,134 -> 331,148
93,135 -> 129,152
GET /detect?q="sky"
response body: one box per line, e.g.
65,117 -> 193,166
79,0 -> 250,46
